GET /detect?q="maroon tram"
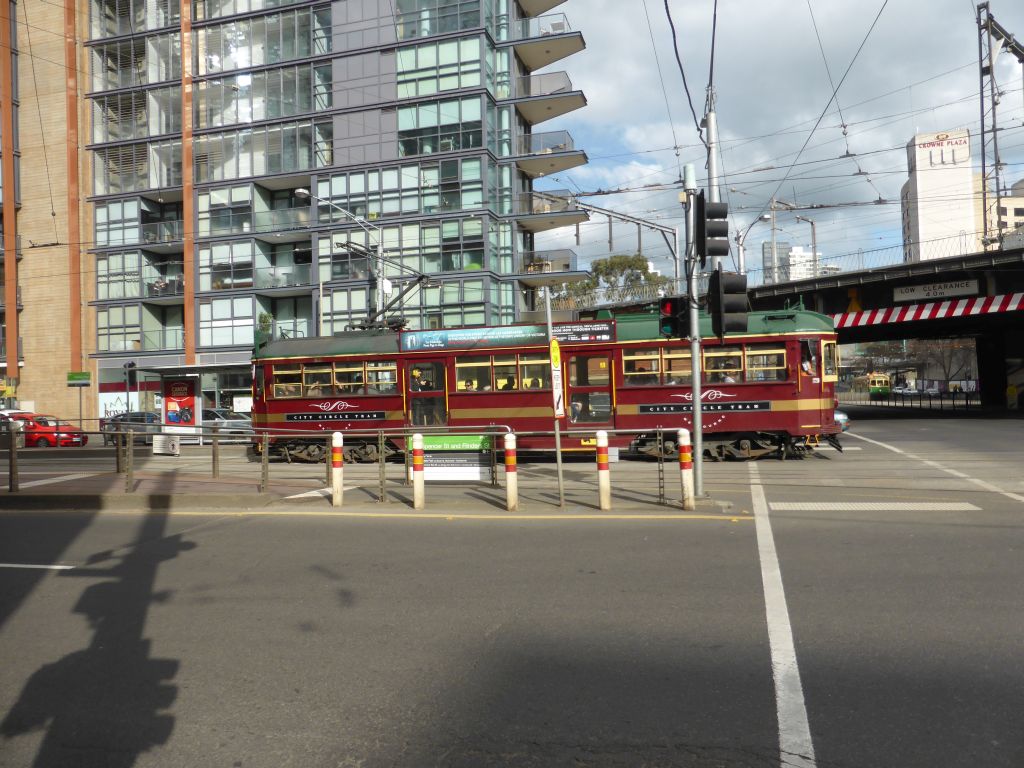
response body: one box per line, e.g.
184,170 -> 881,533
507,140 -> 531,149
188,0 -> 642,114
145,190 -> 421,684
250,308 -> 841,461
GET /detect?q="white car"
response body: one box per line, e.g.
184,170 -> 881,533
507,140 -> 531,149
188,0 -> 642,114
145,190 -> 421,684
202,409 -> 254,440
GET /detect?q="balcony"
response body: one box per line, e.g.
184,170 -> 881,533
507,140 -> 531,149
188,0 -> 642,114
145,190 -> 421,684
139,220 -> 185,254
144,274 -> 185,301
519,0 -> 567,16
515,130 -> 587,177
518,249 -> 578,274
200,208 -> 312,241
0,234 -> 23,263
505,14 -> 585,72
515,190 -> 588,233
509,72 -> 586,125
141,328 -> 185,352
254,264 -> 313,290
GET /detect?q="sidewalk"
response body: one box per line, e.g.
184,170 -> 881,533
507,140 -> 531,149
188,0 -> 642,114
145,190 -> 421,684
0,465 -> 746,518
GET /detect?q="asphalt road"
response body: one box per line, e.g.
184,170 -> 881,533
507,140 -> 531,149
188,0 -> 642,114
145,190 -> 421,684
0,410 -> 1022,767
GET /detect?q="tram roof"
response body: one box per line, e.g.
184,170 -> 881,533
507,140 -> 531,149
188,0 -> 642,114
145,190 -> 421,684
614,308 -> 836,341
254,309 -> 835,361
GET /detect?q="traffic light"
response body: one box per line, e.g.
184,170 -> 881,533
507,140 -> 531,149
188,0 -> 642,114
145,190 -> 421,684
658,295 -> 687,338
693,190 -> 730,269
707,270 -> 748,338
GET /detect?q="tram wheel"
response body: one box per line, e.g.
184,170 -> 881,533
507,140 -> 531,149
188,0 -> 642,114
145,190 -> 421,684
362,443 -> 379,463
305,442 -> 326,463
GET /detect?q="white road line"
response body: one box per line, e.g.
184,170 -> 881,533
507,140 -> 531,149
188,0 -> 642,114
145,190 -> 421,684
770,502 -> 979,512
847,432 -> 1024,504
284,486 -> 358,500
0,563 -> 75,570
749,465 -> 817,768
16,473 -> 96,489
810,446 -> 862,452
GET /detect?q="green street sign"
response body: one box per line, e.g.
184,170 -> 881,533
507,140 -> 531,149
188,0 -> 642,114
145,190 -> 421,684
67,371 -> 92,387
421,435 -> 492,451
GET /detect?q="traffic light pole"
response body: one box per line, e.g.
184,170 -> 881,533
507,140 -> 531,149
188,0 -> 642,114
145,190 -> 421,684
683,165 -> 704,496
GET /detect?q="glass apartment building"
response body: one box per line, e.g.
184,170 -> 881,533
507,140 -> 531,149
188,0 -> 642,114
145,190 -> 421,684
85,0 -> 588,412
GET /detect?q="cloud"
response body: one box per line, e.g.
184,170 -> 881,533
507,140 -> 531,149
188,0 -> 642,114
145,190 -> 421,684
539,0 -> 1024,279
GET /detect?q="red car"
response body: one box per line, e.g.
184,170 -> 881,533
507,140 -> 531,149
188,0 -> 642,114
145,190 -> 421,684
21,414 -> 89,447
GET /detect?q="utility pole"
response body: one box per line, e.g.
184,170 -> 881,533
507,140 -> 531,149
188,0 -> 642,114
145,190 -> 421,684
703,89 -> 722,273
683,164 -> 704,496
770,197 -> 778,285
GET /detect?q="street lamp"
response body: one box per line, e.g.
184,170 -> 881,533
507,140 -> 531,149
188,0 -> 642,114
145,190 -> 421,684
735,213 -> 770,276
795,215 -> 818,278
294,188 -> 387,327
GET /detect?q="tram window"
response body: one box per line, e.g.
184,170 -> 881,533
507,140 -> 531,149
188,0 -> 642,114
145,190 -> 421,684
410,361 -> 445,391
254,366 -> 265,400
703,346 -> 742,384
455,356 -> 491,391
519,353 -> 550,389
622,349 -> 660,386
335,362 -> 365,395
744,346 -> 787,382
494,355 -> 518,390
570,356 -> 609,386
800,340 -> 818,375
272,366 -> 302,398
304,366 -> 334,397
367,360 -> 398,394
821,341 -> 838,381
662,350 -> 692,384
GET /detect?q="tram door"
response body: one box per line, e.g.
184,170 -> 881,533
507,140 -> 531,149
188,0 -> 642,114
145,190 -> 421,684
566,354 -> 613,425
406,360 -> 447,427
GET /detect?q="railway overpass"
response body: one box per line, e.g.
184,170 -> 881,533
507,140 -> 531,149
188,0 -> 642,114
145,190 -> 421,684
748,245 -> 1024,408
566,244 -> 1024,409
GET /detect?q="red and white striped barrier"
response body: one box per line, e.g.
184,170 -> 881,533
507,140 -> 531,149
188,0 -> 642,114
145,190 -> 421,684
834,292 -> 1024,329
677,428 -> 695,511
412,433 -> 425,510
596,430 -> 611,511
504,433 -> 518,512
331,432 -> 344,508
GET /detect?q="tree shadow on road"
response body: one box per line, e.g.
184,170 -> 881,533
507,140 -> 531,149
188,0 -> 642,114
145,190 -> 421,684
0,510 -> 194,767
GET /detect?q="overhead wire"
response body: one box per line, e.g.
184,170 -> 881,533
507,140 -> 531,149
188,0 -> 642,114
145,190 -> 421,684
662,0 -> 707,150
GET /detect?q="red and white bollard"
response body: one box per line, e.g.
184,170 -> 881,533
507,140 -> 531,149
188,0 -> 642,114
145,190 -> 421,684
331,431 -> 344,508
412,433 -> 425,510
596,430 -> 611,511
504,433 -> 518,512
677,428 -> 695,511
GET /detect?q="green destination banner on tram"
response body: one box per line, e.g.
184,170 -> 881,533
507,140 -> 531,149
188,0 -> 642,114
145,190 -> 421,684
400,321 -> 614,352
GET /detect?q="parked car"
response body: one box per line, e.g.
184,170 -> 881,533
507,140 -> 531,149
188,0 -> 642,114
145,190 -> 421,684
101,411 -> 162,445
923,386 -> 941,396
21,414 -> 88,447
202,409 -> 254,440
891,385 -> 915,395
834,409 -> 850,432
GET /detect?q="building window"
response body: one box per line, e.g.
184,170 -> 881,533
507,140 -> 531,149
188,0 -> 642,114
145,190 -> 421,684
397,96 -> 483,157
196,5 -> 331,76
97,304 -> 142,352
198,185 -> 253,237
97,252 -> 142,299
90,33 -> 181,91
194,64 -> 323,129
194,119 -> 332,182
95,200 -> 140,247
395,0 -> 483,41
315,157 -> 484,222
396,37 -> 483,98
89,0 -> 181,38
199,241 -> 255,290
198,297 -> 255,347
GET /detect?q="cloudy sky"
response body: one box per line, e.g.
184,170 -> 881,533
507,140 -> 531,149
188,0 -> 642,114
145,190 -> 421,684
535,0 -> 1024,283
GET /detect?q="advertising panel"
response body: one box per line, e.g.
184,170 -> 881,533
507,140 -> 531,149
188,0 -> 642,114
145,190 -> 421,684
163,378 -> 202,437
400,321 -> 615,352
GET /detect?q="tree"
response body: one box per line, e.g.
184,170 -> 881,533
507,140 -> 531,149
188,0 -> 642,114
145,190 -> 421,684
907,338 -> 975,383
551,253 -> 670,302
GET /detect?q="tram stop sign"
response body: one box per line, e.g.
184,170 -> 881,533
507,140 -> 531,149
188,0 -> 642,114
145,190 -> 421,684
549,339 -> 565,418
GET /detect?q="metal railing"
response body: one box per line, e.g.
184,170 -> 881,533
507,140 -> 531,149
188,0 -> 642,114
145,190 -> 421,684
253,263 -> 313,289
839,391 -> 982,410
518,248 -> 578,274
518,189 -> 579,215
512,12 -> 573,40
516,71 -> 575,98
518,130 -> 575,156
